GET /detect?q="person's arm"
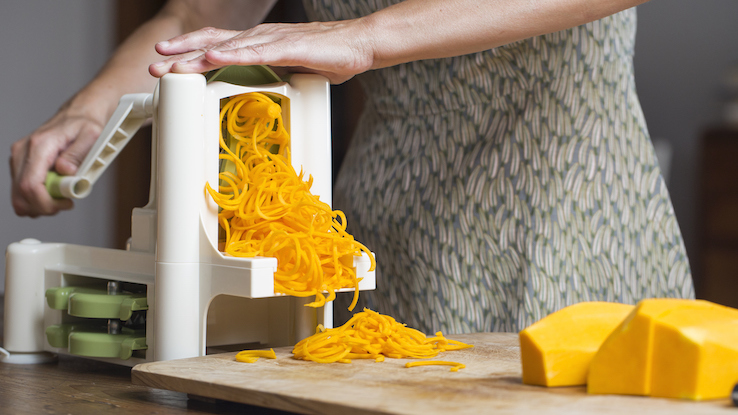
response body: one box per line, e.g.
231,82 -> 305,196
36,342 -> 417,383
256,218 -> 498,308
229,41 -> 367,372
11,0 -> 276,217
362,0 -> 649,68
149,0 -> 649,84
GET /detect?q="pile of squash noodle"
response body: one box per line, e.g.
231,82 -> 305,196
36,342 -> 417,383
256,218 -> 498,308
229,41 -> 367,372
207,92 -> 375,309
292,308 -> 473,369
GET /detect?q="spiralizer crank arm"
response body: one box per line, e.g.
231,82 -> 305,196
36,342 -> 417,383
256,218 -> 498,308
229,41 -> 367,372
45,93 -> 154,199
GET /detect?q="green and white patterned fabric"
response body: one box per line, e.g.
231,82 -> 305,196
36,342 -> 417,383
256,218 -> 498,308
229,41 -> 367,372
303,1 -> 695,334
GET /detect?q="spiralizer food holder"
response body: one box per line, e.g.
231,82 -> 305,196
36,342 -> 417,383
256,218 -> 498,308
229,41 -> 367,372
2,66 -> 375,366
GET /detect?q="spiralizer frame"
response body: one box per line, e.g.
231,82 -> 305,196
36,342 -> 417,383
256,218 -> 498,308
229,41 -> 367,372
2,71 -> 375,366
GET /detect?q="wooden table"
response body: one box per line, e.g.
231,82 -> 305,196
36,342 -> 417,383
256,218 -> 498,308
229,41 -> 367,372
0,297 -> 290,415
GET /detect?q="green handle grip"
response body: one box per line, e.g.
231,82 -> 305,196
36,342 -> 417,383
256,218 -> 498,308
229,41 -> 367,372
44,171 -> 91,199
45,171 -> 65,199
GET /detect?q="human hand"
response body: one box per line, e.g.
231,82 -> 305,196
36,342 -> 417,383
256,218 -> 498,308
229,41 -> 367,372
148,21 -> 375,84
10,104 -> 104,217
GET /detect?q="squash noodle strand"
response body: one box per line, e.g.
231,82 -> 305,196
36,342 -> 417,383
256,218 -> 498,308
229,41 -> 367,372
405,360 -> 466,372
235,348 -> 277,363
208,92 -> 375,309
292,308 -> 473,365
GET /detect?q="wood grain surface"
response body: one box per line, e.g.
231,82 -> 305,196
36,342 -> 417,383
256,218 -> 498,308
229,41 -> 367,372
0,297 -> 291,415
132,332 -> 737,415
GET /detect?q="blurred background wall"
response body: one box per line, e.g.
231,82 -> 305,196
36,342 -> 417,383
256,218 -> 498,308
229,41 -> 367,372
1,1 -> 737,305
0,0 -> 116,294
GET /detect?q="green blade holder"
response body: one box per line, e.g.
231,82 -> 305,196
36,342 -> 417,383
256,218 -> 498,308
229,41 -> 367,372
46,286 -> 148,320
46,324 -> 146,359
46,286 -> 107,309
68,330 -> 147,360
45,323 -> 105,348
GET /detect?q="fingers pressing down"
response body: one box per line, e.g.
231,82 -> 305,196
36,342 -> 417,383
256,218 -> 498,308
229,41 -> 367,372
148,21 -> 374,85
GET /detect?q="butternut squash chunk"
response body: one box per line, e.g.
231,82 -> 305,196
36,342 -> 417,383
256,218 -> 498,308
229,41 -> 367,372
519,301 -> 634,387
588,298 -> 738,400
586,298 -> 686,396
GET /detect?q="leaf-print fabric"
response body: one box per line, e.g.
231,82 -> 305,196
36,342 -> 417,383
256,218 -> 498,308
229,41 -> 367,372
303,1 -> 695,334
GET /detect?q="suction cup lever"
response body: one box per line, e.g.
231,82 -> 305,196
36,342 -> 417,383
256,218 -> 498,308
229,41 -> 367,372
46,93 -> 154,199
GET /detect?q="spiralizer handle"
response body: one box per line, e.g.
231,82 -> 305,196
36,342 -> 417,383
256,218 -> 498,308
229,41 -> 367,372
46,93 -> 154,199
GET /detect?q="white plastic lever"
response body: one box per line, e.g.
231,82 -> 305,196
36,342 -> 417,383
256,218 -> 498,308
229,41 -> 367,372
46,93 -> 154,199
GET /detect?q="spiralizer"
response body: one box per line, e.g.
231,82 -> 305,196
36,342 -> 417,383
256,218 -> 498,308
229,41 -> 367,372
1,66 -> 375,366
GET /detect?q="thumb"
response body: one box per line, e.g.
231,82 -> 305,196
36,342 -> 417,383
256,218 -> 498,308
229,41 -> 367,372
54,121 -> 102,176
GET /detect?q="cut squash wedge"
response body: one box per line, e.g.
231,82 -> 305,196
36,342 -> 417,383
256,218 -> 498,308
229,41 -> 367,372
587,298 -> 738,400
519,301 -> 634,387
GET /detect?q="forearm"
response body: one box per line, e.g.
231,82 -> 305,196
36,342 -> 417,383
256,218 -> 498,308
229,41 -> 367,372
363,0 -> 649,69
67,10 -> 181,124
148,0 -> 647,85
69,0 -> 276,122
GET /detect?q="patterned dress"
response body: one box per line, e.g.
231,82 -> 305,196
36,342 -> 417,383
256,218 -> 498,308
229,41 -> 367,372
302,1 -> 695,334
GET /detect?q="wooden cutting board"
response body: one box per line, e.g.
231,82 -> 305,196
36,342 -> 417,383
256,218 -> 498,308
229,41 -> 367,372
132,333 -> 736,414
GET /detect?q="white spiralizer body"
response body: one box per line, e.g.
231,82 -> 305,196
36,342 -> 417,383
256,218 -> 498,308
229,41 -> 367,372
2,72 -> 375,366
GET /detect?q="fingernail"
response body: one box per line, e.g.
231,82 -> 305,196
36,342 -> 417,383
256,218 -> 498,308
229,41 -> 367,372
158,40 -> 170,48
151,61 -> 165,67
